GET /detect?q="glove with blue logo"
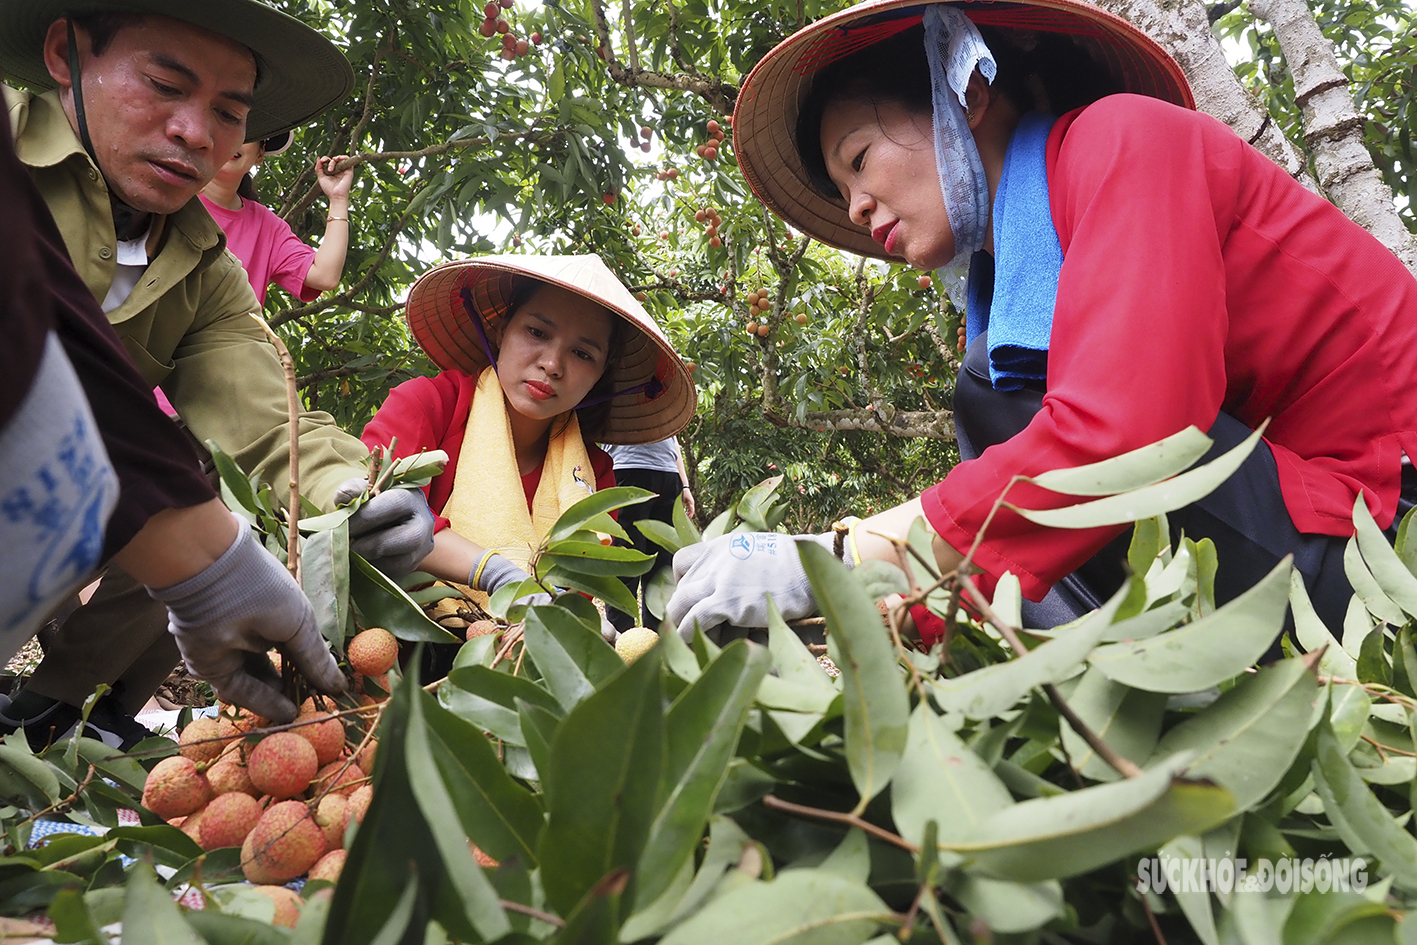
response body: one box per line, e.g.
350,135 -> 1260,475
666,531 -> 847,640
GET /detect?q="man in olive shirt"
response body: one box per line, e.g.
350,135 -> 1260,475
0,1 -> 436,746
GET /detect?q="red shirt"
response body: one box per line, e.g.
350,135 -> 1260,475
361,369 -> 616,533
922,95 -> 1417,602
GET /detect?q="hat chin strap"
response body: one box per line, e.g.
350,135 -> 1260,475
67,17 -> 153,244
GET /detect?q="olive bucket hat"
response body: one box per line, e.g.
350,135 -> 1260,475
0,0 -> 355,142
733,0 -> 1194,261
406,254 -> 699,446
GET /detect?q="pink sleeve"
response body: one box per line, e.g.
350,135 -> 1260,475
923,97 -> 1239,601
264,219 -> 320,303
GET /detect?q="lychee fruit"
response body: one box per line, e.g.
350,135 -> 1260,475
308,849 -> 347,884
466,619 -> 498,641
243,800 -> 327,884
253,885 -> 303,927
198,792 -> 262,850
348,628 -> 398,677
248,732 -> 318,800
143,756 -> 212,820
179,806 -> 206,844
207,755 -> 260,798
315,794 -> 349,850
313,760 -> 366,798
295,713 -> 345,767
178,718 -> 229,764
345,785 -> 373,830
615,628 -> 658,665
355,738 -> 377,774
240,830 -> 281,884
471,843 -> 498,867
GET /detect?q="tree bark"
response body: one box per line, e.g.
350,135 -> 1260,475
1248,0 -> 1417,273
1098,0 -> 1313,186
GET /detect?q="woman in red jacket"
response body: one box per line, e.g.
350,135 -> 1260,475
667,0 -> 1417,640
363,255 -> 696,624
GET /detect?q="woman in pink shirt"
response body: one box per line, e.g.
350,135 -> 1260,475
199,131 -> 353,306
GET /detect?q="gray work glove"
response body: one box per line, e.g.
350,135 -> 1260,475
474,553 -> 552,609
334,479 -> 436,577
149,523 -> 346,724
667,532 -> 841,641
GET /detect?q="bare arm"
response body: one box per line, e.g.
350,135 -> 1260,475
303,155 -> 352,294
415,527 -> 490,586
674,443 -> 695,520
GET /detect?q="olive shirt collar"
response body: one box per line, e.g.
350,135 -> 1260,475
4,87 -> 229,323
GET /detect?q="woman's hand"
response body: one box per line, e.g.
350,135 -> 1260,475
315,155 -> 354,200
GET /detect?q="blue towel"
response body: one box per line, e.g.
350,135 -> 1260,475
963,113 -> 1062,391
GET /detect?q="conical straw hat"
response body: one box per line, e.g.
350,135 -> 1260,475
405,254 -> 697,445
733,0 -> 1194,261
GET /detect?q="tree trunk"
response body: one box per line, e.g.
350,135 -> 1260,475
1249,0 -> 1417,274
1098,0 -> 1313,186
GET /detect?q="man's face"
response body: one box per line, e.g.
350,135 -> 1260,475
46,15 -> 258,214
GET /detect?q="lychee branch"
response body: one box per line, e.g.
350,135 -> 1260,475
761,794 -> 916,853
251,314 -> 302,582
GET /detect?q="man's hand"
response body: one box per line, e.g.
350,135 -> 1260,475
335,479 -> 436,577
149,524 -> 345,723
666,532 -> 838,640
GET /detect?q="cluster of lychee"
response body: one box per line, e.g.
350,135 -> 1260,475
695,119 -> 726,161
477,0 -> 542,60
696,206 -> 723,248
139,627 -> 400,908
634,126 -> 653,154
744,289 -> 773,337
653,168 -> 681,182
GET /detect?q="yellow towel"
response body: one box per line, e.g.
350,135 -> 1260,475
443,367 -> 596,601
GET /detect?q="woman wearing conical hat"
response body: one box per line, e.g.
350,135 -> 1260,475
362,255 -> 695,633
667,0 -> 1417,641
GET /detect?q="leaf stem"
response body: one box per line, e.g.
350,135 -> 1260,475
958,575 -> 1144,780
761,794 -> 917,853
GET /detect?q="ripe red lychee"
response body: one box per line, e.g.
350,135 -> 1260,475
347,628 -> 398,677
308,849 -> 347,884
179,806 -> 206,844
314,760 -> 366,797
248,732 -> 318,800
345,784 -> 373,830
178,718 -> 229,764
253,885 -> 303,927
471,843 -> 499,867
243,800 -> 327,884
356,737 -> 377,774
241,830 -> 280,884
479,18 -> 496,37
530,31 -> 543,44
466,619 -> 498,641
199,792 -> 262,850
917,274 -> 932,289
295,713 -> 345,767
143,756 -> 212,820
207,755 -> 260,798
315,794 -> 349,850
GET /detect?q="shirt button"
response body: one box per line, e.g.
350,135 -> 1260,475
98,246 -> 113,260
87,167 -> 98,181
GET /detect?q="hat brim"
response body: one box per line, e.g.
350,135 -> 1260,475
0,0 -> 353,142
406,255 -> 699,446
733,0 -> 1194,261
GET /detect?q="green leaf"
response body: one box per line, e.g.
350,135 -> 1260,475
419,685 -> 546,865
931,580 -> 1128,719
1127,516 -> 1166,581
892,704 -> 1014,846
349,554 -> 460,643
800,542 -> 908,813
1011,424 -> 1264,528
734,476 -> 784,531
206,440 -> 258,514
303,522 -> 351,658
645,566 -> 678,623
404,687 -> 514,941
0,742 -> 61,806
122,862 -> 204,945
622,816 -> 753,941
1352,493 -> 1417,618
946,873 -> 1064,934
1344,536 -> 1406,626
1028,425 -> 1214,497
1057,667 -> 1167,782
518,698 -> 560,781
522,605 -> 624,712
636,640 -> 769,907
766,597 -> 836,696
1158,835 -> 1218,945
547,486 -> 654,542
657,869 -> 891,945
944,755 -> 1234,882
1088,557 -> 1292,692
1146,657 -> 1317,808
854,559 -> 910,601
72,737 -> 148,794
673,494 -> 700,546
184,911 -> 293,945
1356,622 -> 1390,686
1311,715 -> 1417,889
660,615 -> 702,682
1393,626 -> 1417,698
539,564 -> 641,615
538,647 -> 664,916
636,518 -> 685,555
47,887 -> 109,945
1290,570 -> 1357,680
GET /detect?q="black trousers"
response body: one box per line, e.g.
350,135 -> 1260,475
954,334 -> 1370,636
608,468 -> 682,631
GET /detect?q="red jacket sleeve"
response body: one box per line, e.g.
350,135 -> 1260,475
362,373 -> 462,533
922,96 -> 1242,600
